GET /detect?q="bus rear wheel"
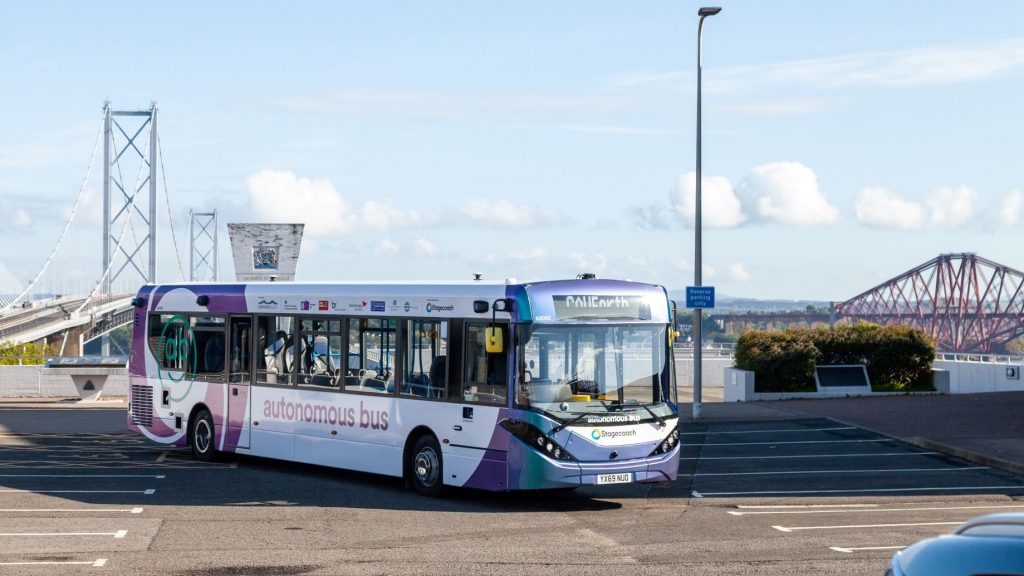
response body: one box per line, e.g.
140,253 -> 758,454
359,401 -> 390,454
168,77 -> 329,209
190,409 -> 218,462
410,435 -> 444,497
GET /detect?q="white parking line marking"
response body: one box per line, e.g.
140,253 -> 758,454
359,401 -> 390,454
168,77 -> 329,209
691,491 -> 703,498
699,439 -> 892,446
0,559 -> 109,566
730,504 -> 1024,516
682,466 -> 988,477
680,426 -> 856,436
0,507 -> 143,513
0,531 -> 128,538
0,474 -> 165,478
156,451 -> 168,463
737,504 -> 880,509
830,546 -> 906,554
680,452 -> 938,460
700,485 -> 1024,496
774,521 -> 961,532
0,488 -> 155,494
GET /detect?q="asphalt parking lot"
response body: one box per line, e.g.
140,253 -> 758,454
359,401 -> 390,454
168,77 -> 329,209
1,408 -> 1023,575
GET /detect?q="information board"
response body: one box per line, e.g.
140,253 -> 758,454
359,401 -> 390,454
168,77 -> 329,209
685,286 -> 715,309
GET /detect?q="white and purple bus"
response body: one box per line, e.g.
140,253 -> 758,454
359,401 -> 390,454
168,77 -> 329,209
127,278 -> 681,494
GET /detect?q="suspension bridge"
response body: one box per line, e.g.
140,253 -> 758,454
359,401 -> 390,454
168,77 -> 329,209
0,103 -> 216,358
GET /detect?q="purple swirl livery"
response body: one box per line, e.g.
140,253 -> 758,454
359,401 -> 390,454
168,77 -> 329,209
128,278 -> 680,492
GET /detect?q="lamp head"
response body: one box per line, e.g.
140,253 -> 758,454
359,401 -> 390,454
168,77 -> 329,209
698,6 -> 722,16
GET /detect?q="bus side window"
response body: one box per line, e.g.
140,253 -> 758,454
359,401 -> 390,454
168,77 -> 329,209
256,316 -> 295,386
345,318 -> 393,394
297,319 -> 342,389
402,320 -> 447,400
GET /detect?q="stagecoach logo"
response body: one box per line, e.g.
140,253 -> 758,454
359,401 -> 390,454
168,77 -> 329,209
425,299 -> 455,313
590,427 -> 637,441
257,298 -> 279,311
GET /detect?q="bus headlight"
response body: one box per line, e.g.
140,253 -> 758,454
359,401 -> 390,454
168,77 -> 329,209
649,425 -> 680,456
500,419 -> 575,461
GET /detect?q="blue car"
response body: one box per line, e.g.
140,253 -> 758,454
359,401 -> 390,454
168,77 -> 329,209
886,513 -> 1024,575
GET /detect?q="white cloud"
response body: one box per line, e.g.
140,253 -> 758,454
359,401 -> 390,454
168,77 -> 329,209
11,209 -> 31,228
854,186 -> 926,230
627,255 -> 649,268
726,263 -> 751,282
508,246 -> 548,262
561,124 -> 681,136
998,190 -> 1023,226
568,253 -> 608,275
408,238 -> 439,257
671,172 -> 746,229
738,162 -> 839,227
459,198 -> 561,229
670,258 -> 691,272
359,200 -> 434,231
246,170 -> 356,237
373,239 -> 400,256
927,186 -> 977,229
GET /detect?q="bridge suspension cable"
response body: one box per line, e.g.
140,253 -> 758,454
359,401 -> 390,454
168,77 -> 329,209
3,110 -> 105,311
158,132 -> 187,282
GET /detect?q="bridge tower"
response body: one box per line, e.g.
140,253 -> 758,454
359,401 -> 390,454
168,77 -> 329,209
189,210 -> 218,281
102,102 -> 158,293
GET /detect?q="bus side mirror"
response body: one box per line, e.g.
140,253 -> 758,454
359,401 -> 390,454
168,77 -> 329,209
485,327 -> 503,354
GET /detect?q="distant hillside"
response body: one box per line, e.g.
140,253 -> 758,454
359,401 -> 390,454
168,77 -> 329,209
667,290 -> 830,313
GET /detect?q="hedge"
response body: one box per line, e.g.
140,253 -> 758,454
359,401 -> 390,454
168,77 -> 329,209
734,324 -> 935,393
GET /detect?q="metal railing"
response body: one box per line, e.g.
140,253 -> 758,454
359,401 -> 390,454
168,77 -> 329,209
935,352 -> 1024,364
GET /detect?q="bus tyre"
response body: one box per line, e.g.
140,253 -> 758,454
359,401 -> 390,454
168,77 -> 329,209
190,409 -> 218,462
410,435 -> 444,497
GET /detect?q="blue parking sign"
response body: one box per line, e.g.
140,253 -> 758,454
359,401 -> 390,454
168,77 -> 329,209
685,286 -> 715,309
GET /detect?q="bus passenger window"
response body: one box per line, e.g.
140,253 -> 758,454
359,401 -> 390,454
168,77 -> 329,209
345,318 -> 395,394
190,316 -> 227,382
256,316 -> 295,385
402,320 -> 447,399
298,319 -> 342,388
463,322 -> 508,405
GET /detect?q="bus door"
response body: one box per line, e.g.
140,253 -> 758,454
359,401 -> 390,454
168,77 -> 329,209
227,315 -> 252,450
448,322 -> 510,489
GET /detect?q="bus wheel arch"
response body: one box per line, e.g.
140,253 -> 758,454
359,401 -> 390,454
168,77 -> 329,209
404,426 -> 444,496
188,403 -> 218,462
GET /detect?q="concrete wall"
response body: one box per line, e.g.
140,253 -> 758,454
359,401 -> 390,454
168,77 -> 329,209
934,360 -> 1024,394
675,356 -> 731,388
0,366 -> 128,398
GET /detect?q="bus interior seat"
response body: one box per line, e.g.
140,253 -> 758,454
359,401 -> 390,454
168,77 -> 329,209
428,356 -> 446,389
203,333 -> 225,373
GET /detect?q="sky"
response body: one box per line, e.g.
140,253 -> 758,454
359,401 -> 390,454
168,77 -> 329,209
1,0 -> 1022,301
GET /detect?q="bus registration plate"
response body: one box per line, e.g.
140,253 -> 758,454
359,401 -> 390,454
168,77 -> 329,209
596,473 -> 633,485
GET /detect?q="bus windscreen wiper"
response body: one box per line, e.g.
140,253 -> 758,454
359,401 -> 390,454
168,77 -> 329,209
549,411 -> 591,435
626,400 -> 665,428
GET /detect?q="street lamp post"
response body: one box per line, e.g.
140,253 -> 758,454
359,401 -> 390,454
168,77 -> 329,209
693,6 -> 721,420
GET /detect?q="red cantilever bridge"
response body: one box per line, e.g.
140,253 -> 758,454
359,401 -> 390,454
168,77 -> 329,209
707,254 -> 1024,354
837,253 -> 1024,353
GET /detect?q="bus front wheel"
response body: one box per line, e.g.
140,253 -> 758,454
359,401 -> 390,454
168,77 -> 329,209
410,435 -> 444,497
190,409 -> 218,462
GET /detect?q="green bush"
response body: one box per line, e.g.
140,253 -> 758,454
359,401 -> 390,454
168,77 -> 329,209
735,323 -> 935,393
0,341 -> 55,365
